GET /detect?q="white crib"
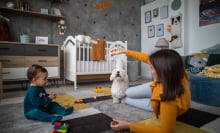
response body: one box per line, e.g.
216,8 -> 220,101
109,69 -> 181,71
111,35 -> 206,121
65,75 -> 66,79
61,36 -> 127,90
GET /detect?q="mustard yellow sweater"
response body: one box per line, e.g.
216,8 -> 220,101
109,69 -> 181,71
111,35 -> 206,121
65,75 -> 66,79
126,50 -> 191,133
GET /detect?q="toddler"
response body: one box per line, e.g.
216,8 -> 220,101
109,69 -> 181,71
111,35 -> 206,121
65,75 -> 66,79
24,64 -> 73,124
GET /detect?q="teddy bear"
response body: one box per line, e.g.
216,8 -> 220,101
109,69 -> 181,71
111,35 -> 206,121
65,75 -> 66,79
167,14 -> 183,49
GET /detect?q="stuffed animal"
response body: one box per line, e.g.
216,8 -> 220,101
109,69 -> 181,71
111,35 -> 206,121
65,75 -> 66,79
167,14 -> 183,49
58,19 -> 66,35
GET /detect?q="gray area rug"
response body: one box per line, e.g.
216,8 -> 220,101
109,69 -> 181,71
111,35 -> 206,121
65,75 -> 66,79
88,99 -> 152,122
0,98 -> 152,133
0,103 -> 52,133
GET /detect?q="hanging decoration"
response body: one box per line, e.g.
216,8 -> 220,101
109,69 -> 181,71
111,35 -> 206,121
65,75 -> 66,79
94,0 -> 113,12
167,14 -> 183,49
58,19 -> 67,35
171,0 -> 182,11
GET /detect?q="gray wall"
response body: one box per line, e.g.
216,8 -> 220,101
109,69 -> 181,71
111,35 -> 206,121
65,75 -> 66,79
3,0 -> 142,49
2,0 -> 142,79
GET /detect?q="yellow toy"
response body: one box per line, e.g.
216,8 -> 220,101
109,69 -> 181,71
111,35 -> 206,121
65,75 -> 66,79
95,86 -> 103,93
74,99 -> 83,104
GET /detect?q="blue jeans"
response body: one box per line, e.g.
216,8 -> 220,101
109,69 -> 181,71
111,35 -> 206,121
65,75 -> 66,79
125,82 -> 152,111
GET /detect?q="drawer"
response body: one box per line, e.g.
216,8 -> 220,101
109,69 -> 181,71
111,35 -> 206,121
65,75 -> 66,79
25,56 -> 60,67
2,68 -> 25,80
0,43 -> 25,56
25,45 -> 59,56
24,67 -> 60,78
46,67 -> 60,78
0,56 -> 25,67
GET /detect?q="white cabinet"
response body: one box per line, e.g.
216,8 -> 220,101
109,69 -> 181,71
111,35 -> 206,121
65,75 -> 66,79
2,68 -> 25,80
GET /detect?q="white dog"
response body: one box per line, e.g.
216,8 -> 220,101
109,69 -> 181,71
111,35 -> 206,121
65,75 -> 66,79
110,60 -> 129,104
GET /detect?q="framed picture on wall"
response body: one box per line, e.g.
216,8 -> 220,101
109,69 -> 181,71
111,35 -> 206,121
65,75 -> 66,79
153,8 -> 159,18
160,5 -> 168,19
145,11 -> 151,23
148,25 -> 155,38
156,24 -> 164,37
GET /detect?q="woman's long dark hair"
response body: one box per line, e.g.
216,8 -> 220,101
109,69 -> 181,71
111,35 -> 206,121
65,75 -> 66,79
150,49 -> 185,101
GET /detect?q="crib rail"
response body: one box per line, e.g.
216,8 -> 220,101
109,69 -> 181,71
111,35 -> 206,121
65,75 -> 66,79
62,35 -> 127,90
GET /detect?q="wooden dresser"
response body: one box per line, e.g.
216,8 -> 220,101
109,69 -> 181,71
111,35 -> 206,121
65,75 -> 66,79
0,41 -> 60,81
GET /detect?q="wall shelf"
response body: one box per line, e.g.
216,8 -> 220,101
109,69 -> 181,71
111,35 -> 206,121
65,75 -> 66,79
0,41 -> 59,46
0,7 -> 64,20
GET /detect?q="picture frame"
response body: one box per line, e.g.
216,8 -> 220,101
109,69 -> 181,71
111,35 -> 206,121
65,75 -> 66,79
145,11 -> 151,23
148,25 -> 155,38
35,36 -> 48,44
153,8 -> 159,18
160,5 -> 168,19
156,24 -> 164,37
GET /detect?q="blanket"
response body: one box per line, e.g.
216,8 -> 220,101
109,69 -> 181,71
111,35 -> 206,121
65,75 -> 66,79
92,39 -> 106,61
198,64 -> 220,78
53,94 -> 90,111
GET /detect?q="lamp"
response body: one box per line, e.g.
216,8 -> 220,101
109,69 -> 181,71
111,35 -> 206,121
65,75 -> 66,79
155,38 -> 169,48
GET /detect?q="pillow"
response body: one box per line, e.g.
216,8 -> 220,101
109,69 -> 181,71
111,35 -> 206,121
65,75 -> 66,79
185,55 -> 206,74
198,64 -> 220,78
206,54 -> 220,66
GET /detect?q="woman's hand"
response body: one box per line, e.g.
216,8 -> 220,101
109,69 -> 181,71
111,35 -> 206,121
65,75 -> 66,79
110,119 -> 131,131
110,47 -> 126,56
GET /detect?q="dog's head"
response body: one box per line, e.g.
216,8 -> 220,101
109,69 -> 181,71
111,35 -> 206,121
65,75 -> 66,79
171,15 -> 181,25
110,68 -> 127,81
75,35 -> 97,45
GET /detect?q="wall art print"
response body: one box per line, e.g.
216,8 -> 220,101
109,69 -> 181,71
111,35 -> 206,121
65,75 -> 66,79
148,25 -> 155,38
145,11 -> 151,23
199,0 -> 220,26
160,5 -> 168,19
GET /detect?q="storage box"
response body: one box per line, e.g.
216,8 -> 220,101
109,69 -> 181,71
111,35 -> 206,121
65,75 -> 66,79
20,34 -> 30,43
35,36 -> 48,44
41,8 -> 49,14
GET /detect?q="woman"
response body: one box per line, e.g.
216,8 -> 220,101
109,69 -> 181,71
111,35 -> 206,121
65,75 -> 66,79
110,48 -> 191,133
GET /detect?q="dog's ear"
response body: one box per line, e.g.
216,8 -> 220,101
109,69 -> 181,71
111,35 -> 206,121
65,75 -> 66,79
110,70 -> 115,81
171,17 -> 174,25
123,70 -> 128,80
110,74 -> 113,81
177,16 -> 181,22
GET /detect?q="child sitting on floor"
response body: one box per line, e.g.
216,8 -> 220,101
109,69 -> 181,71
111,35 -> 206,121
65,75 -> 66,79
24,64 -> 73,124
